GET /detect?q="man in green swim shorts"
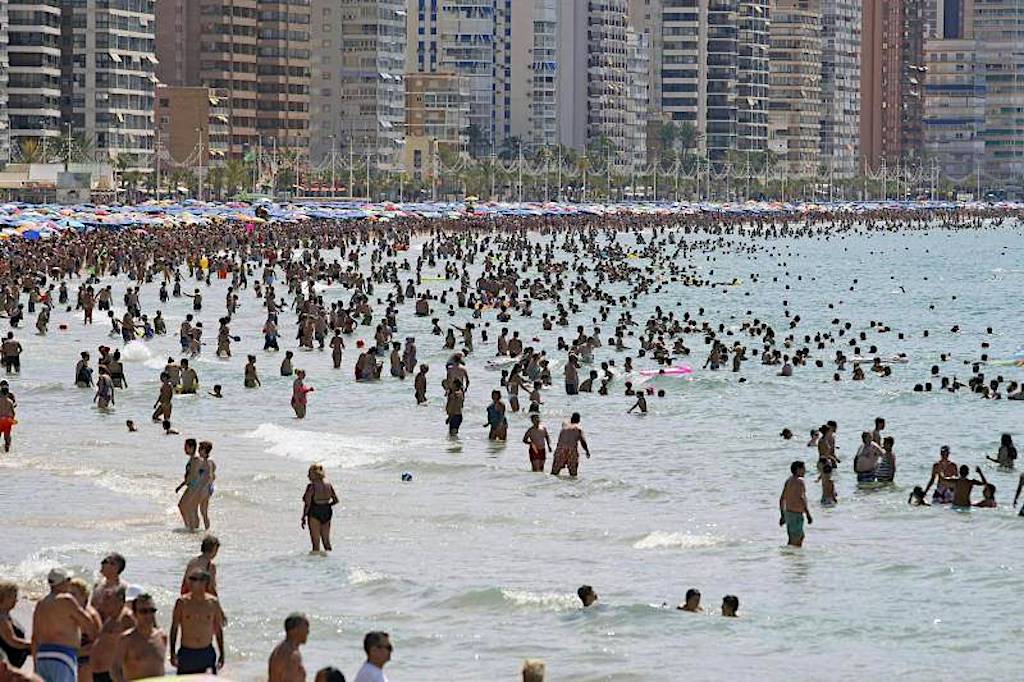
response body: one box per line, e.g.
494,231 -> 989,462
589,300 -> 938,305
779,461 -> 813,547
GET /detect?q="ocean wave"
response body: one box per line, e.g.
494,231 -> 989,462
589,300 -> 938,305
437,586 -> 579,612
632,531 -> 725,550
243,422 -> 398,468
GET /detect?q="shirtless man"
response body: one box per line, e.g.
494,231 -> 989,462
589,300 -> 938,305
169,570 -> 225,675
484,390 -> 507,441
89,586 -> 134,682
522,414 -> 551,472
414,365 -> 428,404
181,536 -> 220,596
90,554 -> 128,614
942,465 -> 988,509
112,594 -> 167,681
923,445 -> 958,504
267,613 -> 308,682
551,413 -> 590,477
445,354 -> 470,393
32,569 -> 98,682
779,461 -> 813,547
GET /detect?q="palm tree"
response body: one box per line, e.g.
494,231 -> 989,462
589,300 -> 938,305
223,159 -> 249,197
17,138 -> 50,164
71,134 -> 96,163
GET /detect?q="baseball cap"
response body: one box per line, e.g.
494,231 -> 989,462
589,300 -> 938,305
47,568 -> 70,586
125,584 -> 144,601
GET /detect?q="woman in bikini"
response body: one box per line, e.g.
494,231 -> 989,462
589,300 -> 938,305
301,464 -> 339,553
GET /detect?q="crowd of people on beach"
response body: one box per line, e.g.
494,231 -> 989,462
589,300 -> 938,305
1,203 -> 1023,679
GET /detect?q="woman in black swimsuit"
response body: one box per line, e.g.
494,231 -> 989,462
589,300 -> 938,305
301,463 -> 339,553
0,581 -> 30,669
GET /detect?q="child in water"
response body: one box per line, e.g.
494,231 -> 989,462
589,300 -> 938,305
975,483 -> 997,508
908,486 -> 930,506
818,463 -> 837,507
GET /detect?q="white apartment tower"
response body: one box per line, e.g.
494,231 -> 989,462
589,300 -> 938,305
8,0 -> 62,150
63,0 -> 157,169
311,0 -> 406,168
820,0 -> 861,177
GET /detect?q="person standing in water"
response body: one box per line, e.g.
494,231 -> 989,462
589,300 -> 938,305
522,414 -> 551,472
484,390 -> 507,441
923,445 -> 957,504
301,464 -> 339,553
551,413 -> 590,477
194,441 -> 216,531
291,370 -> 313,419
779,461 -> 812,547
0,384 -> 16,452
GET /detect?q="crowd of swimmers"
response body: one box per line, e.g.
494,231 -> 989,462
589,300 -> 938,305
2,205 -> 1024,679
778,416 -> 1020,547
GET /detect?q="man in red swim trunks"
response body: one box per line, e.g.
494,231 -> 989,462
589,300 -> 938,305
0,383 -> 16,452
521,413 -> 551,472
551,412 -> 591,477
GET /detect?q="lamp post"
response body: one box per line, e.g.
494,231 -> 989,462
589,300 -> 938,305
195,126 -> 204,201
329,134 -> 337,200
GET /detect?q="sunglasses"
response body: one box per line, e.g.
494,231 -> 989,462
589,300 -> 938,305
374,644 -> 393,652
187,576 -> 208,582
101,558 -> 115,565
137,607 -> 158,614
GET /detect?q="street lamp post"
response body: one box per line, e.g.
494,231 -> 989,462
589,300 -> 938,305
195,127 -> 204,202
329,134 -> 337,200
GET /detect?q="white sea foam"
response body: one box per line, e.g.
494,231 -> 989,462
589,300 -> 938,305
500,589 -> 579,612
632,531 -> 724,550
348,566 -> 388,586
121,340 -> 154,362
244,422 -> 390,468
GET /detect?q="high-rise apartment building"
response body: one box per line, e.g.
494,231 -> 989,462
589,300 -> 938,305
736,0 -> 770,155
0,0 -> 9,163
310,0 -> 404,168
631,1 -> 768,163
508,0 -> 559,153
8,0 -> 62,148
769,0 -> 823,176
654,0 -> 707,134
155,0 -> 309,160
408,1 -> 510,156
403,71 -> 469,182
820,0 -> 861,176
63,0 -> 156,170
926,0 -> 1024,187
861,0 -> 926,172
923,37 -> 986,180
558,0 -> 649,170
973,0 -> 1024,184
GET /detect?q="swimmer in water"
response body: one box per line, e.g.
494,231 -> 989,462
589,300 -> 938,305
577,585 -> 598,608
908,486 -> 930,506
522,413 -> 551,472
125,420 -> 137,433
627,391 -> 648,414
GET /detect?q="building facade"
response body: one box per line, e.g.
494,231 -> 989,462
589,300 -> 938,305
408,0 -> 508,156
769,0 -> 823,176
311,0 -> 404,168
8,0 -> 62,150
922,37 -> 986,181
155,85 -> 229,167
403,71 -> 469,182
508,0 -> 559,153
820,0 -> 861,176
973,0 -> 1024,185
63,0 -> 156,170
0,0 -> 9,163
736,0 -> 770,155
861,0 -> 926,173
155,0 -> 309,160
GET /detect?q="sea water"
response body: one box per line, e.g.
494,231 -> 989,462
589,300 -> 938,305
3,222 -> 1024,681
